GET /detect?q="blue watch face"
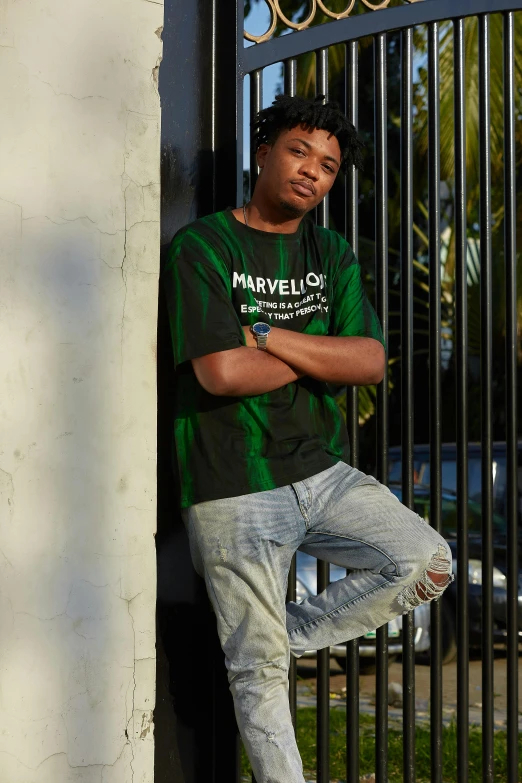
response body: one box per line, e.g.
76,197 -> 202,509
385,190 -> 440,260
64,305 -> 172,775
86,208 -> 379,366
253,322 -> 271,336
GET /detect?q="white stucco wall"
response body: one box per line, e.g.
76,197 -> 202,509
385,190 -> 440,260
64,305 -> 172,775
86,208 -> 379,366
0,1 -> 162,780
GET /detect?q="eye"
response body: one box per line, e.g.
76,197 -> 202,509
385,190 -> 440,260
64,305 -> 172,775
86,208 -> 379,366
322,164 -> 334,173
291,147 -> 305,156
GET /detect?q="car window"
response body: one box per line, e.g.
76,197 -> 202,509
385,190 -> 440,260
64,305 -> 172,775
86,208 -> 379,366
389,446 -> 522,522
468,458 -> 482,503
389,456 -> 483,499
419,461 -> 458,494
389,461 -> 402,483
389,458 -> 427,484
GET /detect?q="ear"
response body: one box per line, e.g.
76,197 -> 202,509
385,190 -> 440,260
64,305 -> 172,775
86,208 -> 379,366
256,143 -> 270,169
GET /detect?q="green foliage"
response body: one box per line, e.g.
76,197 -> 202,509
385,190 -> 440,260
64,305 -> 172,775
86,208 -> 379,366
413,18 -> 522,309
336,383 -> 377,426
241,708 -> 522,781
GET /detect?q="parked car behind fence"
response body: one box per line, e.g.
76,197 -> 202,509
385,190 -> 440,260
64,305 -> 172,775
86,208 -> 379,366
388,442 -> 522,662
388,441 -> 522,524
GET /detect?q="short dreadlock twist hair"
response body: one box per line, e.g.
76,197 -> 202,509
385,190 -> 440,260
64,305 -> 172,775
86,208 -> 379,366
252,94 -> 364,172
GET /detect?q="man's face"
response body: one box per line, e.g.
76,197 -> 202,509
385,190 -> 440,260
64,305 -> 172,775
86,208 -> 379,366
256,125 -> 341,218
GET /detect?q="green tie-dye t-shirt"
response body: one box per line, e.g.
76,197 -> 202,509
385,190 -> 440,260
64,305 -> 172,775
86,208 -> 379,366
164,209 -> 384,508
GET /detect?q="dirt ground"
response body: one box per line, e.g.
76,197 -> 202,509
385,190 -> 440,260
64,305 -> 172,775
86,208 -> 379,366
296,649 -> 522,718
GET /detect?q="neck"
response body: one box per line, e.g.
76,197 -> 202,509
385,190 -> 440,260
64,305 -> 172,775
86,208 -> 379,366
243,195 -> 303,234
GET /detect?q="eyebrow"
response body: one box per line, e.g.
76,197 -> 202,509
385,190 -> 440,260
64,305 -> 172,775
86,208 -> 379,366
287,137 -> 341,168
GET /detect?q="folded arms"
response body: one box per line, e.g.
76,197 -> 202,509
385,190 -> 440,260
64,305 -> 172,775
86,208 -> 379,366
192,327 -> 385,397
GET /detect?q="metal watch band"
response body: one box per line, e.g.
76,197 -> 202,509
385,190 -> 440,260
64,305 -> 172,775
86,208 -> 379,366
256,334 -> 268,350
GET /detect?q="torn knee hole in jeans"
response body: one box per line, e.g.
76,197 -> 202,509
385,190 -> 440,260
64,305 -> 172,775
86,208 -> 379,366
264,728 -> 277,745
217,538 -> 227,563
397,544 -> 454,612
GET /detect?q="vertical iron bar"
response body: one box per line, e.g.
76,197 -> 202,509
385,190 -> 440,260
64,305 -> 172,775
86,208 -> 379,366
283,56 -> 298,732
316,48 -> 330,227
400,26 -> 415,783
249,70 -> 263,195
284,58 -> 297,97
234,3 -> 244,209
428,21 -> 443,783
503,12 -> 518,783
374,32 -> 389,783
453,17 -> 470,783
345,38 -> 360,783
316,47 -> 330,783
213,0 -> 243,211
478,14 -> 494,783
346,40 -> 360,470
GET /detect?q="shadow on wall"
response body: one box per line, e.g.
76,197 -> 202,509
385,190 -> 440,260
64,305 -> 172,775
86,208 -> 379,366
155,232 -> 240,783
2,220 -> 137,779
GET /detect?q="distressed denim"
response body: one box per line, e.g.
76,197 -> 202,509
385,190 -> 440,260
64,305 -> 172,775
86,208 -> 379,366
182,462 -> 452,783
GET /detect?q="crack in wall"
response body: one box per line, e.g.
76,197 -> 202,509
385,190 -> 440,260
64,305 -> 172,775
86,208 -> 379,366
127,109 -> 157,119
118,111 -> 161,368
33,74 -> 108,102
22,213 -> 118,236
0,748 -> 106,773
12,589 -> 146,768
0,468 -> 15,531
125,596 -> 137,783
126,218 -> 160,232
0,546 -> 13,568
101,739 -> 131,780
22,215 -> 126,274
120,148 -> 129,372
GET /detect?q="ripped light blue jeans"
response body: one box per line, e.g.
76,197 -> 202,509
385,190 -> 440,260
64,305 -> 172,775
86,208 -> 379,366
182,462 -> 453,783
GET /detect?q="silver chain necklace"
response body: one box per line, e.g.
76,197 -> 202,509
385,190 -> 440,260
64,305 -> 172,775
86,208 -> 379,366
243,203 -> 249,227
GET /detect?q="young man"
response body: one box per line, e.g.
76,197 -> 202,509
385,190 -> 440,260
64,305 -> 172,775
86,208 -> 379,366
165,95 -> 452,783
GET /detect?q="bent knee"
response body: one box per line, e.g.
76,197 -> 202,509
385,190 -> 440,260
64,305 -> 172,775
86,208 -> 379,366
228,654 -> 289,683
398,542 -> 453,612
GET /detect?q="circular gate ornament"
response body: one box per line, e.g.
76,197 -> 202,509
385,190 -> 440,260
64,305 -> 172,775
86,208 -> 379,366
244,0 -> 277,43
316,1 -> 357,19
359,0 -> 390,9
274,0 -> 317,31
244,0 -> 425,44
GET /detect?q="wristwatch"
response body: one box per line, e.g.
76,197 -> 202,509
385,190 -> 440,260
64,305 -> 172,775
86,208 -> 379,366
251,322 -> 271,350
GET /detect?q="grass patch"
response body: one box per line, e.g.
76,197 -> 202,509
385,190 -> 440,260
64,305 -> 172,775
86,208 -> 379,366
241,708 -> 522,782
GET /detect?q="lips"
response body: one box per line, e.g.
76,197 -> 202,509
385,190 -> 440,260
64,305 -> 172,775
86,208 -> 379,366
291,180 -> 315,197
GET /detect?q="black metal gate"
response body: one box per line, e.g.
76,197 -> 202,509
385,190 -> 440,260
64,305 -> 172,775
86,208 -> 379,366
158,1 -> 521,781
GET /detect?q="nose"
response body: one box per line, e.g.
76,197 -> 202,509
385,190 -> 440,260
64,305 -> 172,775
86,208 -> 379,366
298,157 -> 319,181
